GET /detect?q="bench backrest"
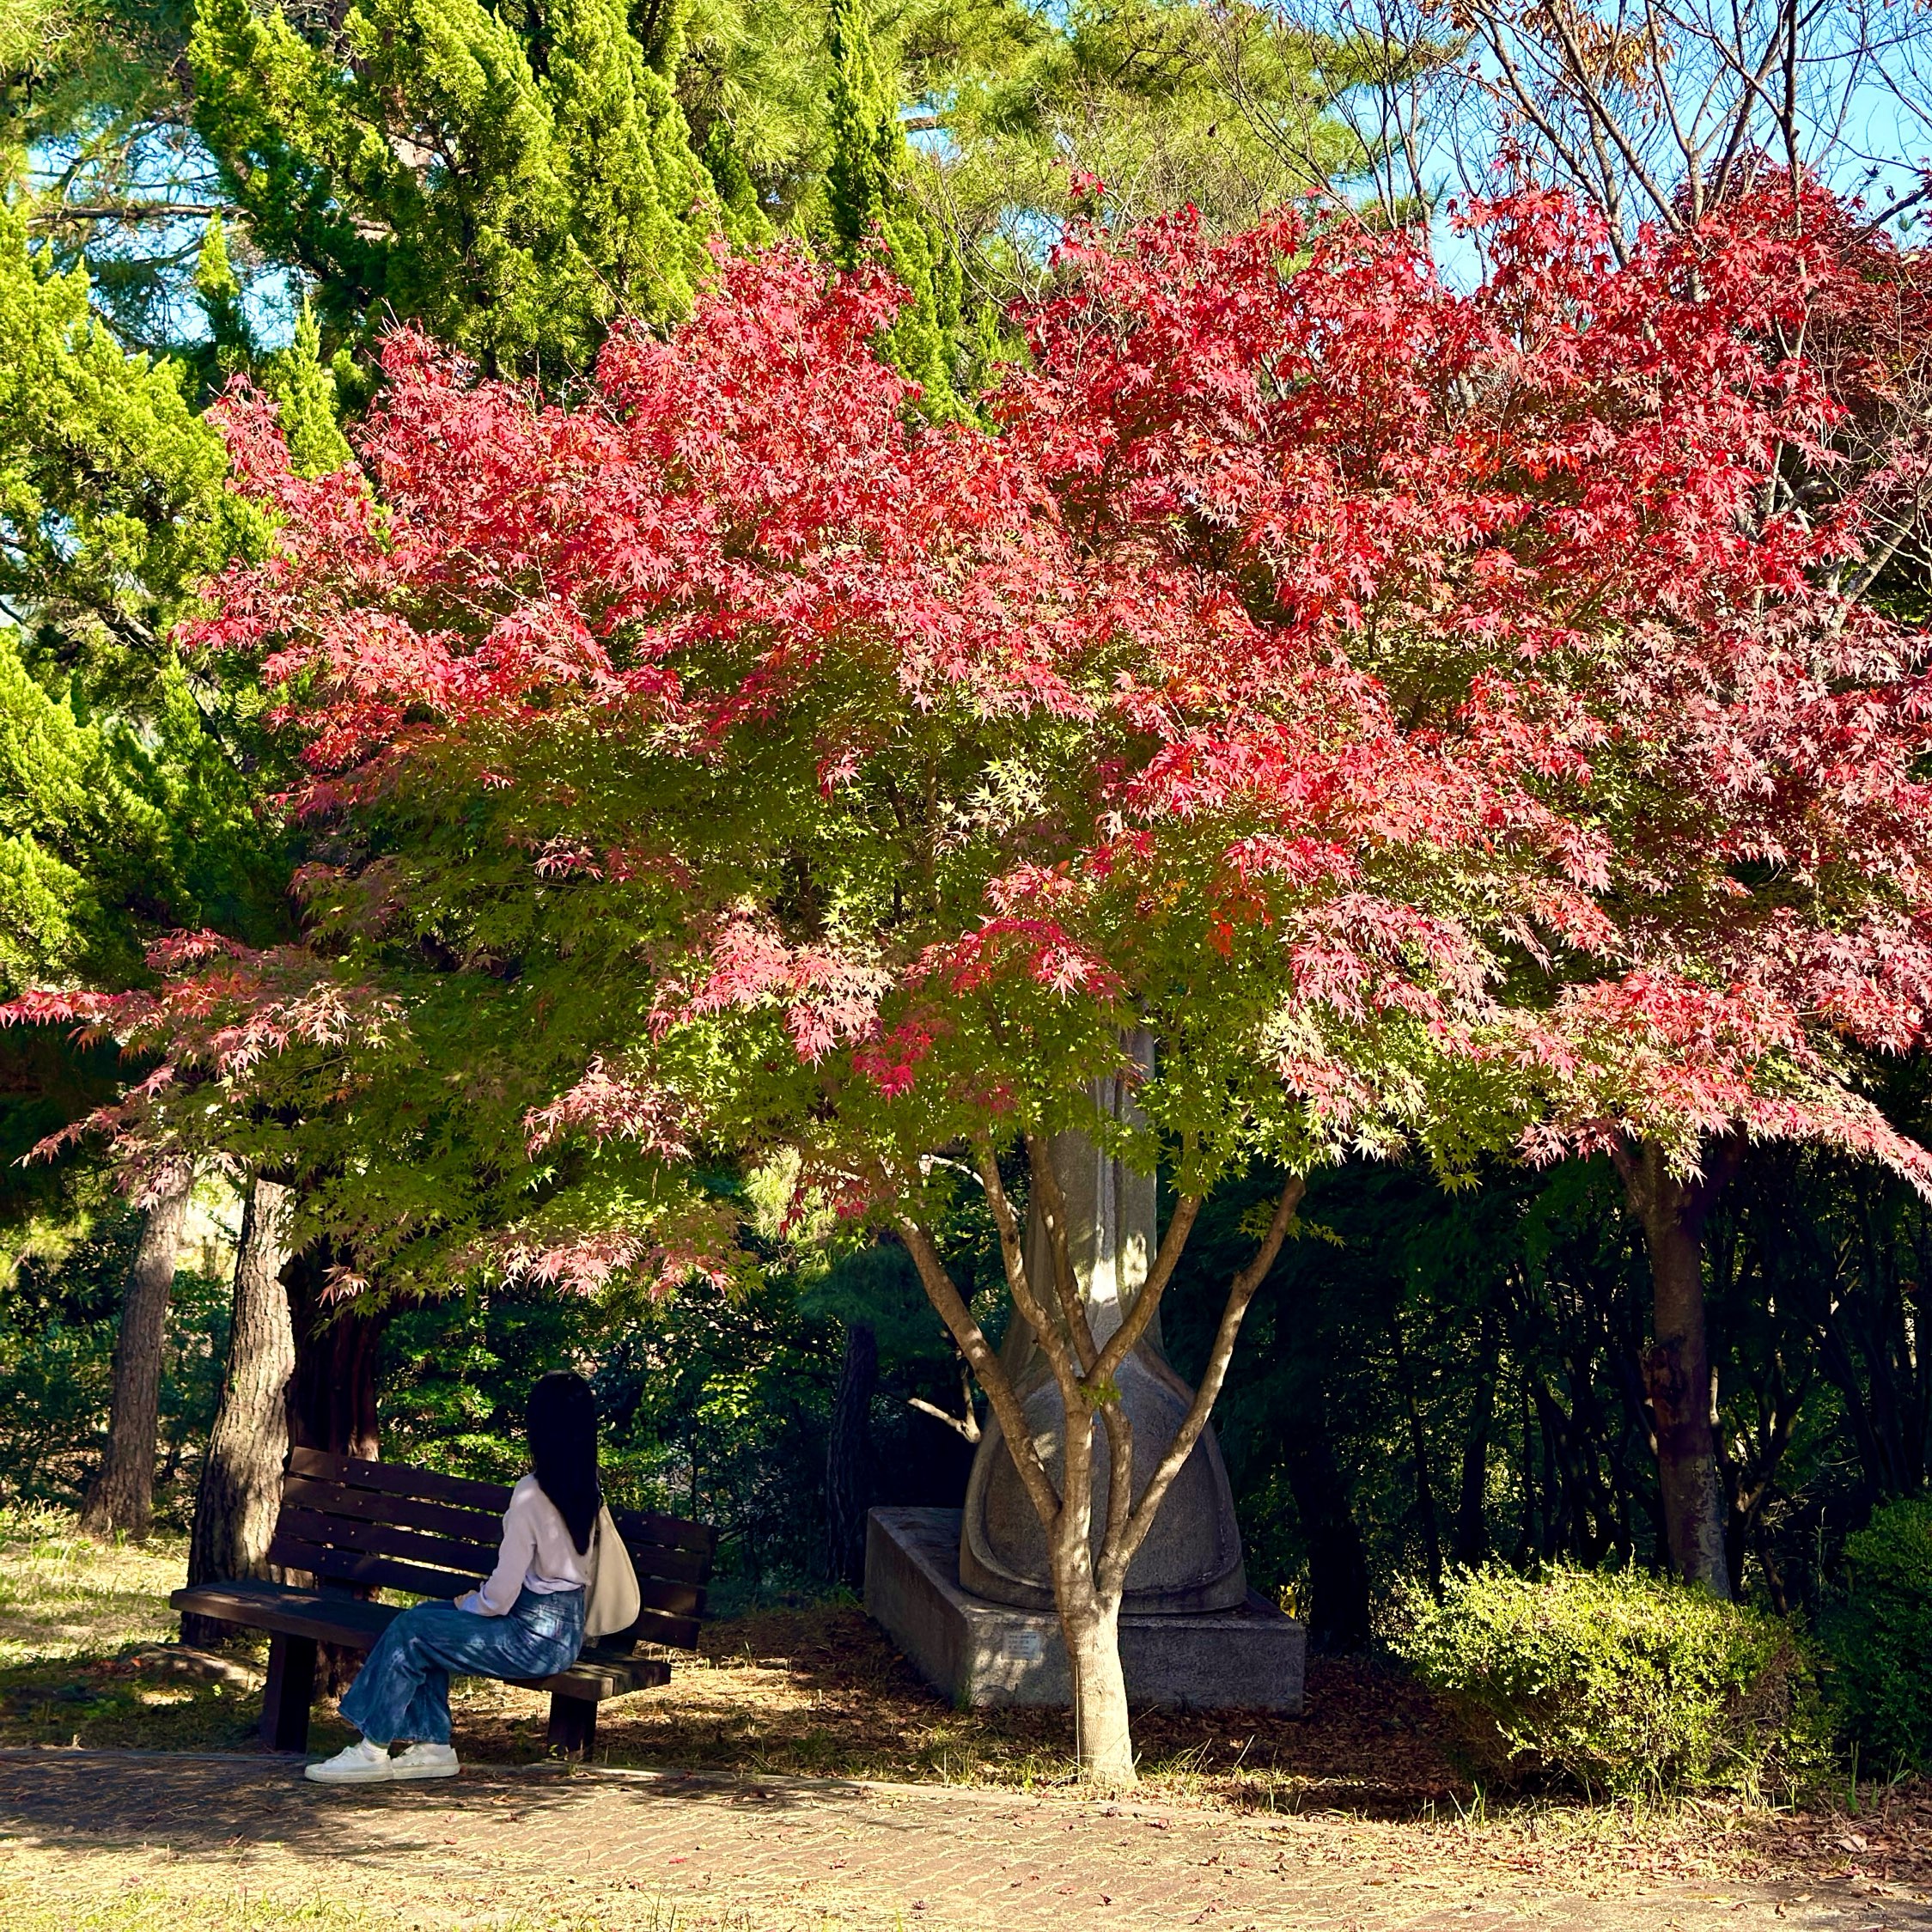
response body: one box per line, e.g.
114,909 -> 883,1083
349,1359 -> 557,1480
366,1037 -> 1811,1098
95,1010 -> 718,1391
267,1447 -> 716,1651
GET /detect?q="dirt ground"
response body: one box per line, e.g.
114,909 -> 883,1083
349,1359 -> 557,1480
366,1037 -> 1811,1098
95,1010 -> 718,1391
3,1508 -> 1931,1927
3,1746 -> 1932,1932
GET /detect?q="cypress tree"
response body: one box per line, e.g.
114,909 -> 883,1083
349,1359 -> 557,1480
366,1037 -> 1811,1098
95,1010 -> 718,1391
188,0 -> 716,377
265,303 -> 353,481
825,0 -> 961,414
701,116 -> 776,248
0,210 -> 259,684
192,216 -> 250,364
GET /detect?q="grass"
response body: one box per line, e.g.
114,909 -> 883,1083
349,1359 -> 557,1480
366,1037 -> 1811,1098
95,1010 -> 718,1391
0,1856 -> 792,1931
0,1886 -> 401,1931
0,1503 -> 272,1753
0,1503 -> 190,1667
0,1833 -> 880,1931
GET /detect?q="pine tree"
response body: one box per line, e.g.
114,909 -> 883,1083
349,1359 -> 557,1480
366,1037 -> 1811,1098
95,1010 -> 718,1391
188,0 -> 716,376
825,0 -> 960,413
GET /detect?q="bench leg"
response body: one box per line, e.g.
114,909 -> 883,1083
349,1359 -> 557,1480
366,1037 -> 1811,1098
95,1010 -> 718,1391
260,1633 -> 317,1754
546,1692 -> 596,1759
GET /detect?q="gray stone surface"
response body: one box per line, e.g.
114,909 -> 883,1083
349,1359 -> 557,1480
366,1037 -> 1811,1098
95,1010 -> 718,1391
867,1506 -> 1306,1711
958,1048 -> 1250,1616
961,1349 -> 1248,1615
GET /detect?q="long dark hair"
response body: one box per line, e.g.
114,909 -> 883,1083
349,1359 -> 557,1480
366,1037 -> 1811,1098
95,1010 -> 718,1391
527,1371 -> 600,1554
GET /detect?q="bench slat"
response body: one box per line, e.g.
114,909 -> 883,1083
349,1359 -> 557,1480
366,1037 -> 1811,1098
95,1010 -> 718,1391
517,1654 -> 672,1700
277,1504 -> 497,1579
608,1505 -> 720,1560
282,1474 -> 503,1547
172,1582 -> 396,1649
289,1446 -> 512,1512
630,1575 -> 706,1619
288,1449 -> 716,1570
614,1539 -> 710,1587
278,1480 -> 707,1586
267,1536 -> 478,1600
625,1605 -> 704,1649
274,1512 -> 703,1622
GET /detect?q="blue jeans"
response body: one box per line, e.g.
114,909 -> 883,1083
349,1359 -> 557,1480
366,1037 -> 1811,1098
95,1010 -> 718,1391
338,1587 -> 587,1746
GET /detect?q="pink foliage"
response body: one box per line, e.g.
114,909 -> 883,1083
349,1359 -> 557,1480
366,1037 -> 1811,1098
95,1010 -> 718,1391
52,183 -> 1932,1234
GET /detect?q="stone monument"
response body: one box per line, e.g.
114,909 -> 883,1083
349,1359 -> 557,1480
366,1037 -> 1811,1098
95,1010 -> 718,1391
866,1056 -> 1306,1710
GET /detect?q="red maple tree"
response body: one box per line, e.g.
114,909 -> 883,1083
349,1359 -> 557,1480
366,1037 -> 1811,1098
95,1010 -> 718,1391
26,186 -> 1932,1781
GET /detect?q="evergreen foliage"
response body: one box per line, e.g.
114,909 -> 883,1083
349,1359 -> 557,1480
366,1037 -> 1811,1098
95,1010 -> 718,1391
0,211 -> 290,1007
188,0 -> 716,373
188,212 -> 253,405
0,632 -> 158,993
0,208 -> 255,686
1820,1498 -> 1932,1774
263,303 -> 353,481
1,3 -> 209,349
936,0 -> 1376,297
825,0 -> 961,410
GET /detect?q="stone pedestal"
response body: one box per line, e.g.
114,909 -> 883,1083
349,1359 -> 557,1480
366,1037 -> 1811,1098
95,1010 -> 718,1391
866,1507 -> 1306,1712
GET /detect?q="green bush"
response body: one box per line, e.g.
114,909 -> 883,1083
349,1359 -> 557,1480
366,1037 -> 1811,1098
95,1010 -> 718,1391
1392,1563 -> 1823,1798
1820,1498 -> 1932,1775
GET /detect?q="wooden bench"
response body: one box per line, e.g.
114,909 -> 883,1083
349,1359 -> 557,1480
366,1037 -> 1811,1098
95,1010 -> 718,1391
171,1447 -> 716,1758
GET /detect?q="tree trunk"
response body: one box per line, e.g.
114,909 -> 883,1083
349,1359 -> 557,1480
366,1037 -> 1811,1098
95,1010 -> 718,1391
1619,1140 -> 1733,1597
824,1319 -> 877,1588
79,1165 -> 193,1541
898,1131 -> 1302,1789
285,1244 -> 386,1461
1454,1307 -> 1498,1568
1059,1575 -> 1134,1787
1282,1401 -> 1374,1649
182,1178 -> 295,1645
283,1244 -> 391,1689
1390,1312 -> 1441,1589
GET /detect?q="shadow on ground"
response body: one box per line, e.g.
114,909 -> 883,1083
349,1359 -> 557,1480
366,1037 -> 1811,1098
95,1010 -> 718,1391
0,1747 -> 866,1866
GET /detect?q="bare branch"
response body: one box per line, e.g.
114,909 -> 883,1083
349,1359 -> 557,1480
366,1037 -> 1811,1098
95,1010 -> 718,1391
1109,1176 -> 1306,1585
29,201 -> 227,226
908,1393 -> 981,1444
1024,1132 -> 1100,1376
897,1216 -> 1062,1526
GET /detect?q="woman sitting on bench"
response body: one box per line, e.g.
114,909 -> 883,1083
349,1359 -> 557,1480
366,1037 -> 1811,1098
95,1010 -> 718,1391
307,1372 -> 602,1783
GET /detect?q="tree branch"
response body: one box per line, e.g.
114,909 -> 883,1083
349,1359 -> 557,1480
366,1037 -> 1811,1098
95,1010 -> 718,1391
897,1215 -> 1062,1526
1024,1131 -> 1100,1376
1092,1192 -> 1202,1385
1107,1176 -> 1305,1587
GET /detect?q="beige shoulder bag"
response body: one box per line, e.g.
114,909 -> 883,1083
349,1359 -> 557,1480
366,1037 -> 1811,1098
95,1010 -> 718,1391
584,1505 -> 642,1640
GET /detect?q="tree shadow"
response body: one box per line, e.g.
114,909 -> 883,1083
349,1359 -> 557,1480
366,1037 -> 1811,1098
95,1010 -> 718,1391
0,1746 -> 871,1872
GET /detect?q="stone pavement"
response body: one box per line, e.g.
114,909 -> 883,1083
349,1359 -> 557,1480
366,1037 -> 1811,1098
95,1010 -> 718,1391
0,1749 -> 1929,1931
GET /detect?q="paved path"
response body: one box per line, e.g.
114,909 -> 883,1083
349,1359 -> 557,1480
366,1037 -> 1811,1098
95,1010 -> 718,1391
0,1749 -> 1929,1930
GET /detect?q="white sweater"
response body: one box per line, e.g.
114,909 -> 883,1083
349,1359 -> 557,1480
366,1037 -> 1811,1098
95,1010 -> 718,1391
455,1474 -> 593,1616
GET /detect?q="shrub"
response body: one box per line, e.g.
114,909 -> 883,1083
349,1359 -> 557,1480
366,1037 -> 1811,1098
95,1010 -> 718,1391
1820,1498 -> 1932,1775
1392,1563 -> 1823,1798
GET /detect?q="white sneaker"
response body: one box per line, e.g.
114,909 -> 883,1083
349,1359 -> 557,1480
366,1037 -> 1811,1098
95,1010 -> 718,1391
305,1738 -> 394,1784
389,1742 -> 459,1781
